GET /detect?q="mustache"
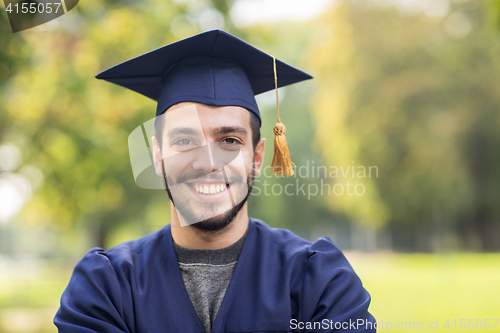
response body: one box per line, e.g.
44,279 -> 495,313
167,169 -> 245,186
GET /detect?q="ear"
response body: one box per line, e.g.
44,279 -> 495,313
151,136 -> 163,176
253,138 -> 266,176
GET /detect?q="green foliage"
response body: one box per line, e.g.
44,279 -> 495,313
490,0 -> 500,30
308,0 -> 500,249
0,0 -> 240,249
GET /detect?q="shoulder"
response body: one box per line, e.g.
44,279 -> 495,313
250,217 -> 360,289
252,219 -> 375,325
78,224 -> 172,276
250,217 -> 342,259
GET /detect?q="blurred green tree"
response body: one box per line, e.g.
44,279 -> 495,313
490,0 -> 500,30
309,0 -> 500,250
1,0 -> 241,250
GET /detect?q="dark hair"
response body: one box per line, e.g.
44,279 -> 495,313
155,109 -> 261,150
248,111 -> 261,149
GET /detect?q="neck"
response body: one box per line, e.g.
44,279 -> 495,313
170,202 -> 249,249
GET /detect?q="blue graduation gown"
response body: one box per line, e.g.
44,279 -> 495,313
54,218 -> 376,332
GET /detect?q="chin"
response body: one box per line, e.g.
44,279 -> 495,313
187,195 -> 248,233
190,214 -> 234,233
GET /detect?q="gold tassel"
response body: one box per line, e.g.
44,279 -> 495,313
270,56 -> 295,176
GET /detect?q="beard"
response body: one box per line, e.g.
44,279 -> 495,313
161,159 -> 255,233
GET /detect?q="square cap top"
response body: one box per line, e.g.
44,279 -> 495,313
95,29 -> 312,124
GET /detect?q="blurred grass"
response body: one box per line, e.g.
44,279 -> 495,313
0,253 -> 499,332
347,253 -> 500,332
0,259 -> 71,333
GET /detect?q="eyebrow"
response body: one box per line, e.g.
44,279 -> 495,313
166,127 -> 201,138
212,125 -> 248,137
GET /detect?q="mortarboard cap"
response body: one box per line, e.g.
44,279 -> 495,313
96,29 -> 312,175
95,29 -> 312,124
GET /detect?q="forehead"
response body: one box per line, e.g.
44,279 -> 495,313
160,102 -> 252,131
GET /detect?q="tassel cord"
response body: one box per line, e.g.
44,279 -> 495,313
270,56 -> 295,176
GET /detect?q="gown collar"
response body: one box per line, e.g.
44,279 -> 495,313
163,217 -> 256,333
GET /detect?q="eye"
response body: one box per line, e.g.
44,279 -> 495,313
222,138 -> 242,145
174,139 -> 193,146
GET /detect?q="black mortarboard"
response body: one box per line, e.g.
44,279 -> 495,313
95,29 -> 312,125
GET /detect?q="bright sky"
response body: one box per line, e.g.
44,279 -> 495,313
230,0 -> 452,27
230,0 -> 336,27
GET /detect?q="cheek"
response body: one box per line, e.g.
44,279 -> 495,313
162,151 -> 192,177
242,150 -> 256,175
224,149 -> 253,178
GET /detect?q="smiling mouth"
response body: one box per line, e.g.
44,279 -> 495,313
187,182 -> 230,195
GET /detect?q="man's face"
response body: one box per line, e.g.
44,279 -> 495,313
152,102 -> 265,232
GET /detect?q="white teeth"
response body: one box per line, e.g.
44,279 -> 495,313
193,183 -> 227,195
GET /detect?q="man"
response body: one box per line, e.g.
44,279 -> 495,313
54,30 -> 376,332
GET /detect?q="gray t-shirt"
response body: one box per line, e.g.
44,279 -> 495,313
173,229 -> 248,333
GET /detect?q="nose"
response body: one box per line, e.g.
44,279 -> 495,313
191,144 -> 215,173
